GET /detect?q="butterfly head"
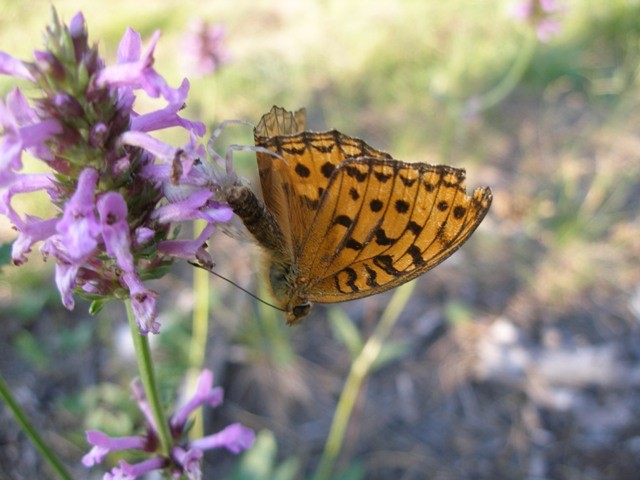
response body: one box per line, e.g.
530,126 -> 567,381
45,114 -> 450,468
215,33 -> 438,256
285,301 -> 312,325
266,259 -> 313,324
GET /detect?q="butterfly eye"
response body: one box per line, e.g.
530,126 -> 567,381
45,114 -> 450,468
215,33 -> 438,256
291,303 -> 311,320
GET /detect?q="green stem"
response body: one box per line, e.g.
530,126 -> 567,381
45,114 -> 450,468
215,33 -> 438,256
312,281 -> 416,480
474,30 -> 537,113
0,373 -> 72,480
187,219 -> 212,439
439,31 -> 537,162
126,299 -> 172,456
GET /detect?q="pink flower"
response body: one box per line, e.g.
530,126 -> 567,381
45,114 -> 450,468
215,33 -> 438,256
511,0 -> 564,42
84,370 -> 255,478
182,20 -> 231,75
0,11 -> 230,334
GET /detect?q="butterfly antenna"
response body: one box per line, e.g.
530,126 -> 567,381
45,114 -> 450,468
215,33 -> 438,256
188,261 -> 286,312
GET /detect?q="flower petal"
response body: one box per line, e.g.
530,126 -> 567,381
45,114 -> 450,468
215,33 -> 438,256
190,423 -> 255,454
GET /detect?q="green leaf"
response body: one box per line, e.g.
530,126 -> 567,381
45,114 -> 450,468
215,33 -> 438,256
0,242 -> 12,268
328,307 -> 363,359
372,340 -> 410,371
226,430 -> 300,480
331,462 -> 366,480
14,331 -> 50,369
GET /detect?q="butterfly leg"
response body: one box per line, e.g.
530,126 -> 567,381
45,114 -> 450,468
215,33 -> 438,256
207,119 -> 283,187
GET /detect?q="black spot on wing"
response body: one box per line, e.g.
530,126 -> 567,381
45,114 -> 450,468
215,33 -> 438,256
345,238 -> 363,251
295,163 -> 311,178
453,205 -> 466,219
374,228 -> 396,246
334,215 -> 353,227
321,161 -> 335,179
374,171 -> 392,183
370,199 -> 384,212
345,165 -> 368,182
364,264 -> 379,287
395,199 -> 410,214
373,254 -> 400,275
344,267 -> 359,292
407,220 -> 422,235
406,244 -> 425,267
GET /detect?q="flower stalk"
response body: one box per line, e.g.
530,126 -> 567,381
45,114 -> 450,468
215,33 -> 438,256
312,281 -> 416,480
0,374 -> 72,480
126,299 -> 172,456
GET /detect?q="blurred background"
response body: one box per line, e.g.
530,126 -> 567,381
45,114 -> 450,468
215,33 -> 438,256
1,0 -> 640,478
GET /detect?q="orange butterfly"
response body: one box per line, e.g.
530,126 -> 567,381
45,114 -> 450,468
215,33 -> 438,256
225,106 -> 492,324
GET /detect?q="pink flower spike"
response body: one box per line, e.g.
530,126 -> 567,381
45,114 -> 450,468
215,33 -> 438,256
56,167 -> 101,261
130,78 -> 206,136
96,28 -> 181,102
171,446 -> 203,478
68,12 -> 86,39
0,173 -> 54,223
122,272 -> 159,334
6,88 -> 38,125
190,423 -> 255,454
158,222 -> 215,267
53,261 -> 80,310
183,20 -> 231,75
131,379 -> 158,432
82,430 -> 147,466
117,27 -> 144,64
118,130 -> 177,161
107,457 -> 166,480
133,226 -> 155,247
0,52 -> 34,80
11,216 -> 58,265
171,369 -> 223,430
151,189 -> 213,224
97,192 -> 135,273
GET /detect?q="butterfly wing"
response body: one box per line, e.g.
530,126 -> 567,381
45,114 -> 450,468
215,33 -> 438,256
297,157 -> 492,303
254,113 -> 392,255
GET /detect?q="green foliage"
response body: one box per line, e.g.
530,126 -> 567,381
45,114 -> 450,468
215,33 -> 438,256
0,242 -> 11,268
328,307 -> 363,359
226,430 -> 300,480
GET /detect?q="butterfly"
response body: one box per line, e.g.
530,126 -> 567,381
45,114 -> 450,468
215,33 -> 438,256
225,106 -> 492,324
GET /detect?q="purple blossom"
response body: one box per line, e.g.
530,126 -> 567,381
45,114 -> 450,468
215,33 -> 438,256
0,11 -> 230,334
159,222 -> 216,268
84,370 -> 255,478
511,0 -> 563,42
130,79 -> 206,136
182,20 -> 231,75
95,28 -> 181,103
170,369 -> 223,431
191,423 -> 256,454
0,90 -> 61,186
105,458 -> 166,480
0,52 -> 34,80
82,431 -> 147,467
123,272 -> 159,334
97,192 -> 134,273
151,189 -> 229,224
56,168 -> 101,261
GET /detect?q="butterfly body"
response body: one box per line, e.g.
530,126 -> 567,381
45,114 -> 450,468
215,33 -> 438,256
227,107 -> 492,324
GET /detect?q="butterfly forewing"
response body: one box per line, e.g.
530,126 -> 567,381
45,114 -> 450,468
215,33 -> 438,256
254,105 -> 307,138
255,129 -> 392,253
297,157 -> 492,303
